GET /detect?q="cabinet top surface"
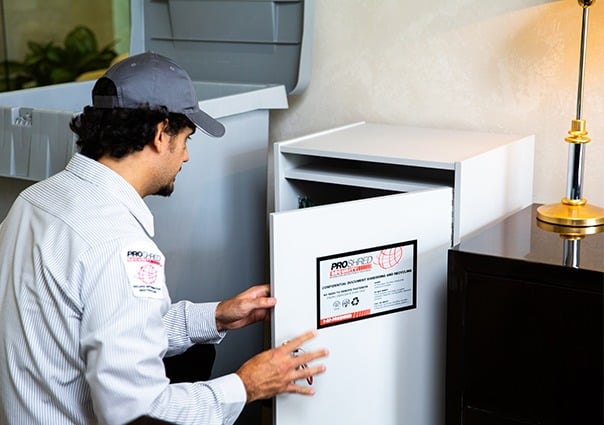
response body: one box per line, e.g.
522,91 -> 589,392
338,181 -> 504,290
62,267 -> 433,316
277,122 -> 533,167
454,204 -> 604,273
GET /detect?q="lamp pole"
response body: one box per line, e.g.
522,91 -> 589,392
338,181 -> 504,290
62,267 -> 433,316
536,0 -> 604,236
566,0 -> 590,203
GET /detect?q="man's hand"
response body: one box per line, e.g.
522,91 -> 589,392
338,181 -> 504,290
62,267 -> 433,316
236,330 -> 328,403
215,284 -> 276,331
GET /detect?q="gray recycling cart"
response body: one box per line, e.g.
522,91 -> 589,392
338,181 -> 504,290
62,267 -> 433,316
0,1 -> 314,423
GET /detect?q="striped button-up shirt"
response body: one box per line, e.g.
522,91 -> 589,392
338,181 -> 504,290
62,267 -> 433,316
0,153 -> 246,424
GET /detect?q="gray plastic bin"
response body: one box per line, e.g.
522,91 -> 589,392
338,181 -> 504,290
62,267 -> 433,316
0,1 -> 314,423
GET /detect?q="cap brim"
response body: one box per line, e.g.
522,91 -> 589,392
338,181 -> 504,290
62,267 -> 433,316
186,109 -> 225,138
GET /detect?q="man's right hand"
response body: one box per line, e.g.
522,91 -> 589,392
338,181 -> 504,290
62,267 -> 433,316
235,330 -> 328,403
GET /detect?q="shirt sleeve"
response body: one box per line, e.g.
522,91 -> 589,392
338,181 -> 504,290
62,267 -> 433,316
77,238 -> 245,425
163,300 -> 227,357
148,374 -> 246,424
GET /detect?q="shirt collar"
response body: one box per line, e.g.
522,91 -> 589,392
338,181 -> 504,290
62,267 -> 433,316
65,153 -> 155,237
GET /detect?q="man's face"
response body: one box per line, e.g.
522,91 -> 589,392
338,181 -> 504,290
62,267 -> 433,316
154,126 -> 193,197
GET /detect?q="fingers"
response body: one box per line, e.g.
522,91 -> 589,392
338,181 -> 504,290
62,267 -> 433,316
237,330 -> 328,402
285,381 -> 317,396
293,348 -> 329,367
216,285 -> 276,330
281,358 -> 326,396
243,284 -> 271,299
295,363 -> 326,384
279,331 -> 329,369
280,330 -> 318,352
254,295 -> 277,309
239,285 -> 276,311
279,330 -> 329,394
252,283 -> 271,295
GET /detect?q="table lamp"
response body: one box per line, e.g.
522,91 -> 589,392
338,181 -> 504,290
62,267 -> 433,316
536,0 -> 604,237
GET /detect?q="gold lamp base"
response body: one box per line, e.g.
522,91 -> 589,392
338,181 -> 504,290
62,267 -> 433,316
537,199 -> 604,237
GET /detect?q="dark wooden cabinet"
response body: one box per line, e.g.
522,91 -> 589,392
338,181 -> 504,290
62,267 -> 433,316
446,205 -> 603,425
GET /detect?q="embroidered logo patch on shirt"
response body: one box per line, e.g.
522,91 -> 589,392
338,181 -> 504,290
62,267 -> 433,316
122,243 -> 166,299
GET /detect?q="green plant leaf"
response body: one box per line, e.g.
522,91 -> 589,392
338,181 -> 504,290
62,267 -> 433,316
50,67 -> 77,84
45,46 -> 65,65
64,25 -> 98,56
1,25 -> 117,91
26,40 -> 49,57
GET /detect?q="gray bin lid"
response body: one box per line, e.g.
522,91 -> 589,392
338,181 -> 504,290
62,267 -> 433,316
130,0 -> 314,95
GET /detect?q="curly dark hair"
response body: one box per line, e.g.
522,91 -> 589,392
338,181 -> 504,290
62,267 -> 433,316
70,78 -> 195,160
70,107 -> 195,160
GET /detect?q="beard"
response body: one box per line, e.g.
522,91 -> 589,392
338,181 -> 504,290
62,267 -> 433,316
153,182 -> 175,197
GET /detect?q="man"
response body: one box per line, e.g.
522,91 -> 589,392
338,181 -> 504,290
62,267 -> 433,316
0,52 -> 327,425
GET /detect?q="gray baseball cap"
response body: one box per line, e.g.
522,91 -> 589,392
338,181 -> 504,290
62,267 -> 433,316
92,52 -> 225,137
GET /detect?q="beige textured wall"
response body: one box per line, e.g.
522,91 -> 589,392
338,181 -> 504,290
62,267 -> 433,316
270,0 -> 604,207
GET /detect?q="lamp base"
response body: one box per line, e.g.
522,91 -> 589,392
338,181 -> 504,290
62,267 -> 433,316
537,199 -> 604,237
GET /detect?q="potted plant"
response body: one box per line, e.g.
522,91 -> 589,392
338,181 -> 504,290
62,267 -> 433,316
0,25 -> 118,91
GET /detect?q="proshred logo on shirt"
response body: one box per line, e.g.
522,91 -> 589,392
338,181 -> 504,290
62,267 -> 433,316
122,243 -> 166,300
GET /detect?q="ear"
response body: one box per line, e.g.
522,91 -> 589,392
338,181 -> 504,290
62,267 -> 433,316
150,119 -> 170,153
